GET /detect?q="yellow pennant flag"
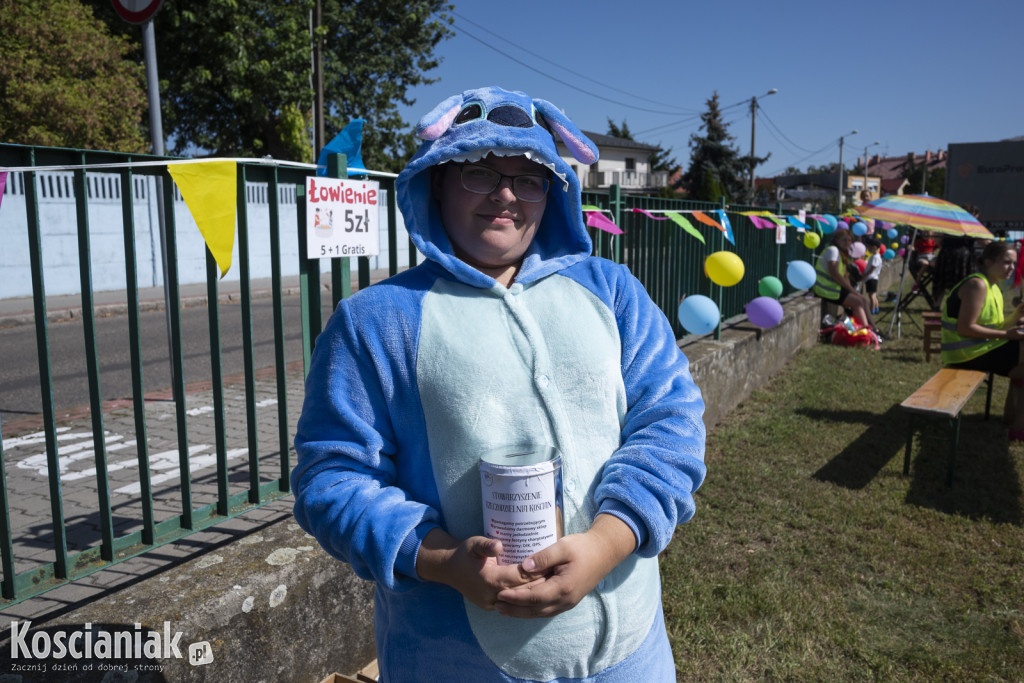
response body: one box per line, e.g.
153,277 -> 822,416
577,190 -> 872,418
168,160 -> 237,278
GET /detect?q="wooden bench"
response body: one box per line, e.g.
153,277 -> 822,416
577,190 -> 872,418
922,311 -> 942,361
901,368 -> 994,485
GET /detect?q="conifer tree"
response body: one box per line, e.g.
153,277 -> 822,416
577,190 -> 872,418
679,92 -> 758,203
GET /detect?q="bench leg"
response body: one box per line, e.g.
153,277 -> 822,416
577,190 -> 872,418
947,415 -> 961,487
984,371 -> 994,421
904,414 -> 915,475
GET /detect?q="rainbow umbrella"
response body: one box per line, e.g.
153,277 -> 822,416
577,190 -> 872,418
853,194 -> 992,238
854,195 -> 992,339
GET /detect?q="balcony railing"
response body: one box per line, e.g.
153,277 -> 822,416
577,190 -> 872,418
585,170 -> 669,190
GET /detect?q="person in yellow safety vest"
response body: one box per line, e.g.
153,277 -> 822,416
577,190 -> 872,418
813,228 -> 878,334
941,240 -> 1024,440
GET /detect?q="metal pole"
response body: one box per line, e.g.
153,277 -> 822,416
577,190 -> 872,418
837,136 -> 844,211
143,21 -> 163,156
313,0 -> 324,159
749,97 -> 757,196
864,145 -> 869,198
142,18 -> 176,383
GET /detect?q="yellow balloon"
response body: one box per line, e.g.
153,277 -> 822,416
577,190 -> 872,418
803,231 -> 821,249
705,251 -> 745,287
891,242 -> 898,249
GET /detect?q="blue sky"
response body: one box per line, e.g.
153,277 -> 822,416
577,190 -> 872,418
399,0 -> 1023,177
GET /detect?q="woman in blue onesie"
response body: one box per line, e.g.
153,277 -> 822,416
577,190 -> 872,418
292,86 -> 707,682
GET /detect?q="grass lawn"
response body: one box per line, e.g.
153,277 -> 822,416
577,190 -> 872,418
662,297 -> 1024,681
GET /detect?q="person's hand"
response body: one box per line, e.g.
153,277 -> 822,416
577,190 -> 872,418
416,530 -> 536,611
1006,326 -> 1024,341
1012,301 -> 1024,326
494,515 -> 636,619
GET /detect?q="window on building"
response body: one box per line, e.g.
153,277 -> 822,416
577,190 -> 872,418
625,158 -> 636,171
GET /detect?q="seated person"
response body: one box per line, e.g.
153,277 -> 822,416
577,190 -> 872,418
942,241 -> 1024,439
813,229 -> 878,334
911,231 -> 939,276
932,235 -> 975,307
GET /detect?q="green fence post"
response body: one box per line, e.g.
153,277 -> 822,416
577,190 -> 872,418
777,202 -> 784,279
610,184 -> 622,263
328,154 -> 350,308
715,196 -> 727,340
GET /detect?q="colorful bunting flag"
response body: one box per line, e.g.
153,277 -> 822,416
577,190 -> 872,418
717,210 -> 735,245
787,216 -> 811,231
584,211 -> 623,235
630,208 -> 667,221
665,212 -> 705,244
168,160 -> 238,278
748,215 -> 775,230
317,119 -> 366,176
691,211 -> 721,230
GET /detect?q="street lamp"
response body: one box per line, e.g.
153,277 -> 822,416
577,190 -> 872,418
837,129 -> 858,210
862,140 -> 880,201
749,88 -> 778,195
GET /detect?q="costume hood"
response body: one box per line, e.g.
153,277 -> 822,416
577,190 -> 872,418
396,86 -> 599,288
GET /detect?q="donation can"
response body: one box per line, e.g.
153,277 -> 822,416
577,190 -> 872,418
479,445 -> 564,566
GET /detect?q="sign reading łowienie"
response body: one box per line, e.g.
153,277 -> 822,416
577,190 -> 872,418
305,177 -> 381,259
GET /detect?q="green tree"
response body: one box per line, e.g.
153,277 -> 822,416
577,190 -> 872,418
87,0 -> 452,167
678,92 -> 750,202
321,0 -> 453,172
902,159 -> 945,198
606,118 -> 634,140
807,162 -> 841,174
0,0 -> 147,151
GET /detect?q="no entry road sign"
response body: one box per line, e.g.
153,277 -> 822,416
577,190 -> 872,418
111,0 -> 165,24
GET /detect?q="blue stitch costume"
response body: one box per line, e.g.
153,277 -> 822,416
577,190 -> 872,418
292,87 -> 707,682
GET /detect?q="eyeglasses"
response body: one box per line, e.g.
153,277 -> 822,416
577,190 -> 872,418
457,163 -> 551,202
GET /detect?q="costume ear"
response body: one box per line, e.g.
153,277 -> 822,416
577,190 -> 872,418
417,94 -> 463,141
533,99 -> 598,165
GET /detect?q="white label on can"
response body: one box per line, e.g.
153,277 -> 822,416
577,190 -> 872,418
482,468 -> 559,566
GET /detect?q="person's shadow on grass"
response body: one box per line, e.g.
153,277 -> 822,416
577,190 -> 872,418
806,406 -> 1022,525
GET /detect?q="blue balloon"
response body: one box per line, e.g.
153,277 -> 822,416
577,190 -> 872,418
677,295 -> 720,335
852,221 -> 868,236
786,260 -> 816,290
819,217 -> 835,235
883,250 -> 896,260
886,228 -> 898,239
823,214 -> 838,228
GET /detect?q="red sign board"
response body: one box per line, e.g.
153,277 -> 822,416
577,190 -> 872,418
111,0 -> 165,24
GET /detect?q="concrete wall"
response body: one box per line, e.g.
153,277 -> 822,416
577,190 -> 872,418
1,264 -> 901,681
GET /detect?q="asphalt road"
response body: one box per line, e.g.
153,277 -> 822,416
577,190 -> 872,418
0,297 -> 336,425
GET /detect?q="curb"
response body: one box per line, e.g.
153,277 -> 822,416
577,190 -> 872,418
0,285 -> 315,330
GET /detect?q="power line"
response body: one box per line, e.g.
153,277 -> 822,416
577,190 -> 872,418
452,11 -> 698,116
764,139 -> 840,176
453,22 -> 694,116
756,107 -> 819,155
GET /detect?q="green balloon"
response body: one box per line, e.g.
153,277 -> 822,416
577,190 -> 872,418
758,276 -> 784,299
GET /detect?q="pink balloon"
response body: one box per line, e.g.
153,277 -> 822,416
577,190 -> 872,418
849,242 -> 866,259
898,248 -> 906,256
745,296 -> 784,329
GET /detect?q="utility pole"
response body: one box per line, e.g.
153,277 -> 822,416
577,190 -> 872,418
863,141 -> 880,201
312,0 -> 325,159
837,130 -> 858,210
748,89 -> 778,196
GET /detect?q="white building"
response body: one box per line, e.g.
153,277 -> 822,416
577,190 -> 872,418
557,131 -> 670,194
